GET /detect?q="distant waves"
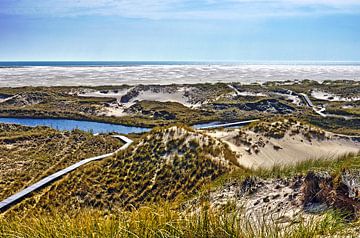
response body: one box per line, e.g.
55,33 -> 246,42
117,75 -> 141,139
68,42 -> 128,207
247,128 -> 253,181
0,64 -> 359,87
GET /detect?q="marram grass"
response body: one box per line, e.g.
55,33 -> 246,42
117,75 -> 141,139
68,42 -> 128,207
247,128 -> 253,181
0,205 -> 353,238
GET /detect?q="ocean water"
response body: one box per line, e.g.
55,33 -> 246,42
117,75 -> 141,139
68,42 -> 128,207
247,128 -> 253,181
0,61 -> 206,67
1,61 -> 360,67
0,61 -> 359,87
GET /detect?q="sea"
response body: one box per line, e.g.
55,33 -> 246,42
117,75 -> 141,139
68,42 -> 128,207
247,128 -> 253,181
0,61 -> 359,87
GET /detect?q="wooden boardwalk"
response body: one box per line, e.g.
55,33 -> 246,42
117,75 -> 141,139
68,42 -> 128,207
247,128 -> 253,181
0,135 -> 132,212
299,93 -> 314,107
299,93 -> 329,117
197,119 -> 260,130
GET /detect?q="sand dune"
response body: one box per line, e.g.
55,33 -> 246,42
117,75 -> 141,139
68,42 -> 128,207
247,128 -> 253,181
79,86 -> 203,107
207,126 -> 359,169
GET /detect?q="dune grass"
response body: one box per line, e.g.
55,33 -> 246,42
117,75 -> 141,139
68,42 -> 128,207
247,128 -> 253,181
0,203 -> 354,238
249,153 -> 360,180
0,124 -> 122,201
1,154 -> 359,237
0,122 -> 359,237
2,126 -> 234,216
208,153 -> 360,193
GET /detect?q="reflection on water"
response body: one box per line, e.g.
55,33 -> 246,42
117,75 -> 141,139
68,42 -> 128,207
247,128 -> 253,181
0,117 -> 150,134
0,118 -> 246,134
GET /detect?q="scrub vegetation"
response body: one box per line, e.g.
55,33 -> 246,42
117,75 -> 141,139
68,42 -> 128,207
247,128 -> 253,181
0,123 -> 122,201
1,80 -> 358,133
0,80 -> 359,237
1,146 -> 359,237
4,126 -> 236,216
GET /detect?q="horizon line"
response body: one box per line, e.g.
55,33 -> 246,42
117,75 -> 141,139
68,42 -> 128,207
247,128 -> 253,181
1,60 -> 360,63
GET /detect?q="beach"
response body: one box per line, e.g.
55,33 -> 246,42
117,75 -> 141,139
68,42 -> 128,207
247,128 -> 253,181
1,63 -> 360,87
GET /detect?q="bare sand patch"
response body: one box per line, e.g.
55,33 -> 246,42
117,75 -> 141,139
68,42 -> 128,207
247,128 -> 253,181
206,126 -> 359,169
130,88 -> 201,108
311,90 -> 360,102
78,89 -> 129,99
78,86 -> 204,112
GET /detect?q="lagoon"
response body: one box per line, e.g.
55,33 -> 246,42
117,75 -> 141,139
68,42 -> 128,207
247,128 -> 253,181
0,117 -> 150,134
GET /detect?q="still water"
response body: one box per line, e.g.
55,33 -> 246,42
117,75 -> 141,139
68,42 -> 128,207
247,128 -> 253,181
0,117 -> 150,134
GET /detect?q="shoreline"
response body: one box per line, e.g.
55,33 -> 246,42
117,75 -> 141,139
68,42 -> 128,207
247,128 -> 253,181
0,79 -> 359,89
1,64 -> 359,87
0,114 -> 258,130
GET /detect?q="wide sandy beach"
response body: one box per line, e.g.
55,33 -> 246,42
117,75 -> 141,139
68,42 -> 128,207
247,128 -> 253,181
1,64 -> 360,87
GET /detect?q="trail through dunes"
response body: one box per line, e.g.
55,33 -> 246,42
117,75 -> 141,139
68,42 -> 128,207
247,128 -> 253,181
5,126 -> 237,216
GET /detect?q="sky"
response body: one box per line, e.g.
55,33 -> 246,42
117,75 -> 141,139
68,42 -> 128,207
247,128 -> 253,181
0,0 -> 360,61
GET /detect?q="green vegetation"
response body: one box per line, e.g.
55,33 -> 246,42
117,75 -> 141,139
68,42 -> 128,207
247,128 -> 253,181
0,86 -> 123,124
0,85 -> 222,127
1,81 -> 359,133
0,122 -> 359,237
305,115 -> 360,135
122,100 -> 217,126
0,204 -> 354,238
206,153 -> 360,195
0,123 -> 122,201
262,80 -> 360,135
324,101 -> 360,117
4,126 -> 235,216
247,117 -> 327,140
2,151 -> 359,237
0,80 -> 359,237
264,79 -> 360,96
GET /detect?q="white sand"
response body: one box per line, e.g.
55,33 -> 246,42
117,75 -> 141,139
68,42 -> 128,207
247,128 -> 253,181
79,86 -> 202,108
79,89 -> 129,99
228,83 -> 268,97
98,107 -> 128,117
207,129 -> 359,169
78,86 -> 204,116
1,64 -> 360,87
311,90 -> 360,102
273,93 -> 302,106
133,89 -> 200,108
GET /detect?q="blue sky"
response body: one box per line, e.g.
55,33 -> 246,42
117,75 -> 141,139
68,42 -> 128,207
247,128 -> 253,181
1,0 -> 360,61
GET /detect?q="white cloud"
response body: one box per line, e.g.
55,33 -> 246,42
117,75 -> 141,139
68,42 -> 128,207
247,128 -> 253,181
1,0 -> 360,19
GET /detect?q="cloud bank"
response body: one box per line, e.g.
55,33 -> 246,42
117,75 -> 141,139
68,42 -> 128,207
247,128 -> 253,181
1,0 -> 360,19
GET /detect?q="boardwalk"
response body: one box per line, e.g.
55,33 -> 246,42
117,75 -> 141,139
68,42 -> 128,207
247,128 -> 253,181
299,93 -> 314,107
197,119 -> 260,130
0,135 -> 133,212
227,84 -> 241,95
299,93 -> 327,117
